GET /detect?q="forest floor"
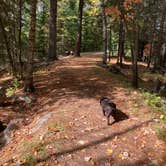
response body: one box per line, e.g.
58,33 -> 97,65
0,53 -> 166,166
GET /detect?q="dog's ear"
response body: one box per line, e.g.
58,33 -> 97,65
100,97 -> 103,101
100,97 -> 107,100
100,97 -> 106,103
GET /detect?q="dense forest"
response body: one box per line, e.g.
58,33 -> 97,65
0,0 -> 165,90
0,0 -> 166,165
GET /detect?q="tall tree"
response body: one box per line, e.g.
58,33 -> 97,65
117,18 -> 125,67
131,24 -> 139,88
154,6 -> 165,69
0,16 -> 16,75
121,0 -> 142,88
18,0 -> 23,78
101,0 -> 107,64
48,0 -> 58,61
74,0 -> 84,57
24,0 -> 37,92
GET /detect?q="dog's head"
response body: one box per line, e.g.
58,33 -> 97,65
100,97 -> 109,104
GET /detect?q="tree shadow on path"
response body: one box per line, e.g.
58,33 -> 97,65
36,119 -> 153,164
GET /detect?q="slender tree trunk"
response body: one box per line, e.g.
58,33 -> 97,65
108,25 -> 111,62
24,0 -> 37,92
163,45 -> 166,67
108,19 -> 112,62
147,20 -> 155,68
74,0 -> 84,57
0,16 -> 16,75
122,12 -> 138,88
18,0 -> 23,78
48,0 -> 58,61
131,24 -> 139,88
159,12 -> 165,68
101,0 -> 107,64
154,10 -> 165,69
147,42 -> 153,68
117,18 -> 125,67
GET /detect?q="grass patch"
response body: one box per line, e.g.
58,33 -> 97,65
142,72 -> 166,82
47,122 -> 65,132
34,69 -> 47,75
131,108 -> 139,113
20,141 -> 49,165
19,123 -> 65,165
142,91 -> 166,118
153,125 -> 166,142
6,79 -> 19,97
142,91 -> 166,141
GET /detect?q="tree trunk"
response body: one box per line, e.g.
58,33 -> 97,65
74,0 -> 84,57
101,0 -> 107,64
162,44 -> 166,67
0,16 -> 16,75
48,0 -> 58,61
117,18 -> 125,67
147,19 -> 155,68
18,0 -> 23,78
154,9 -> 165,69
131,24 -> 139,89
24,0 -> 37,92
108,19 -> 112,62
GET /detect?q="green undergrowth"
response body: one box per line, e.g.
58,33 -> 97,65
142,91 -> 166,118
20,140 -> 49,165
142,72 -> 166,82
47,122 -> 65,132
6,79 -> 19,97
153,125 -> 166,142
19,123 -> 65,165
141,91 -> 166,141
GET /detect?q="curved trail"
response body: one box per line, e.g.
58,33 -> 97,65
0,54 -> 165,166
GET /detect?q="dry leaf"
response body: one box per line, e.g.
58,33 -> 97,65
122,137 -> 126,141
118,153 -> 123,159
84,156 -> 92,162
48,126 -> 60,132
78,140 -> 85,145
123,152 -> 129,157
31,146 -> 39,153
69,122 -> 74,127
81,149 -> 86,153
107,149 -> 113,155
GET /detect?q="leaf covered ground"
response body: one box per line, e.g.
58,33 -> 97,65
0,53 -> 166,166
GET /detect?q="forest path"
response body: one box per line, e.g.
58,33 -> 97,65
0,53 -> 165,165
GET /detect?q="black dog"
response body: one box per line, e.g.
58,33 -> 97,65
100,97 -> 117,125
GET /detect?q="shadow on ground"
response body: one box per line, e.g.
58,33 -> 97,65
111,109 -> 129,125
35,119 -> 153,164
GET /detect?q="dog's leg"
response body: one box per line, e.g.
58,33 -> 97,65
106,114 -> 111,125
103,109 -> 106,116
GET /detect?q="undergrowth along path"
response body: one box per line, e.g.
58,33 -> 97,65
0,53 -> 165,166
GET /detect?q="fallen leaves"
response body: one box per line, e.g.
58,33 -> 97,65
78,140 -> 86,145
84,156 -> 92,162
84,127 -> 93,132
118,151 -> 129,160
160,115 -> 164,120
106,149 -> 113,155
118,153 -> 123,159
31,146 -> 40,153
68,122 -> 74,127
48,126 -> 60,133
122,137 -> 127,141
